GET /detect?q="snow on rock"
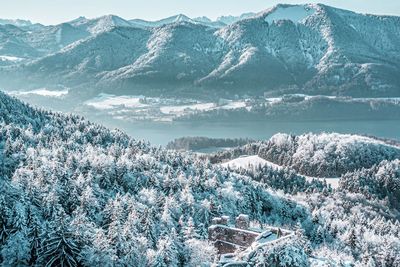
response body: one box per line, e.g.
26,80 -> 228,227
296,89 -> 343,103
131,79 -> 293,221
265,5 -> 316,24
221,155 -> 282,170
0,55 -> 25,62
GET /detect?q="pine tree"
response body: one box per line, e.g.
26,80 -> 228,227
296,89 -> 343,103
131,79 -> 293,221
38,216 -> 80,267
347,228 -> 359,258
26,210 -> 42,265
0,230 -> 31,266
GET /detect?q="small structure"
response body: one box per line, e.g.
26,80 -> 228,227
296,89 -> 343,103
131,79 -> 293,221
208,215 -> 294,266
235,214 -> 249,230
208,214 -> 260,254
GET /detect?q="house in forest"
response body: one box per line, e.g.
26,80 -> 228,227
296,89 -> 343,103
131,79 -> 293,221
208,214 -> 292,265
208,214 -> 260,254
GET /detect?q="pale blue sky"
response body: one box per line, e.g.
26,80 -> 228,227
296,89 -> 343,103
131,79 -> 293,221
1,0 -> 399,25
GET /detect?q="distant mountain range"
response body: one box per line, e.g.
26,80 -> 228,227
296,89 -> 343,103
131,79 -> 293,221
0,4 -> 399,97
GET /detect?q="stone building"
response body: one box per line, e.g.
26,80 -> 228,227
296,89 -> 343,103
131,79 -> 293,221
209,214 -> 294,266
208,214 -> 260,254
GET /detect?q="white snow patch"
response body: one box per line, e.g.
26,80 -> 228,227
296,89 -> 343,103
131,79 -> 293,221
0,55 -> 25,62
265,5 -> 315,24
238,47 -> 256,66
85,94 -> 148,110
160,103 -> 216,115
11,88 -> 69,97
220,101 -> 246,110
221,155 -> 282,170
55,28 -> 62,44
221,153 -> 341,189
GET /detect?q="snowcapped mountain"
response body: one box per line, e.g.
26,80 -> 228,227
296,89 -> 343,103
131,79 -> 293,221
130,14 -> 233,28
0,4 -> 399,97
130,14 -> 198,28
69,15 -> 133,34
0,18 -> 33,27
192,16 -> 227,28
0,22 -> 90,61
216,12 -> 256,25
17,27 -> 151,89
0,24 -> 41,59
99,22 -> 220,92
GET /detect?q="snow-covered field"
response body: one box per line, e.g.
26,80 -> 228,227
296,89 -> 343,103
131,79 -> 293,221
84,94 -> 148,110
160,100 -> 246,115
160,103 -> 216,115
10,88 -> 69,97
221,155 -> 282,170
221,155 -> 340,189
82,94 -> 247,121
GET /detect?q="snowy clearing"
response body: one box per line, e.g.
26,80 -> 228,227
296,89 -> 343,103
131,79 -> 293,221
221,155 -> 340,189
221,155 -> 282,170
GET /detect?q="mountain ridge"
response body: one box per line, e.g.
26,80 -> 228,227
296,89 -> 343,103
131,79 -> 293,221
0,3 -> 399,97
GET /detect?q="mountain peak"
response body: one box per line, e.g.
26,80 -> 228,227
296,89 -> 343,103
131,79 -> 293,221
84,15 -> 133,34
263,4 -> 318,24
0,18 -> 33,27
68,16 -> 88,26
193,16 -> 212,23
162,14 -> 194,24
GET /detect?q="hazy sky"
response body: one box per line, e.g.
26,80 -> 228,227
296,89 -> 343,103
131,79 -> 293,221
1,0 -> 400,25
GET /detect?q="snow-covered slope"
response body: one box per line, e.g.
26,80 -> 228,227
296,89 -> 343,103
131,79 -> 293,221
221,155 -> 281,170
1,4 -> 400,96
220,154 -> 340,188
70,15 -> 133,34
0,22 -> 90,60
130,14 -> 198,28
99,22 -> 219,90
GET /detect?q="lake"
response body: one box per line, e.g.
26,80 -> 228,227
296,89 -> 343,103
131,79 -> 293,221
91,118 -> 400,145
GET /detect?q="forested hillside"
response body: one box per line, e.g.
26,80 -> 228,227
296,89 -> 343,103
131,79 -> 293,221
209,133 -> 400,177
0,91 -> 399,266
166,137 -> 254,151
340,159 -> 400,208
0,91 -> 309,266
